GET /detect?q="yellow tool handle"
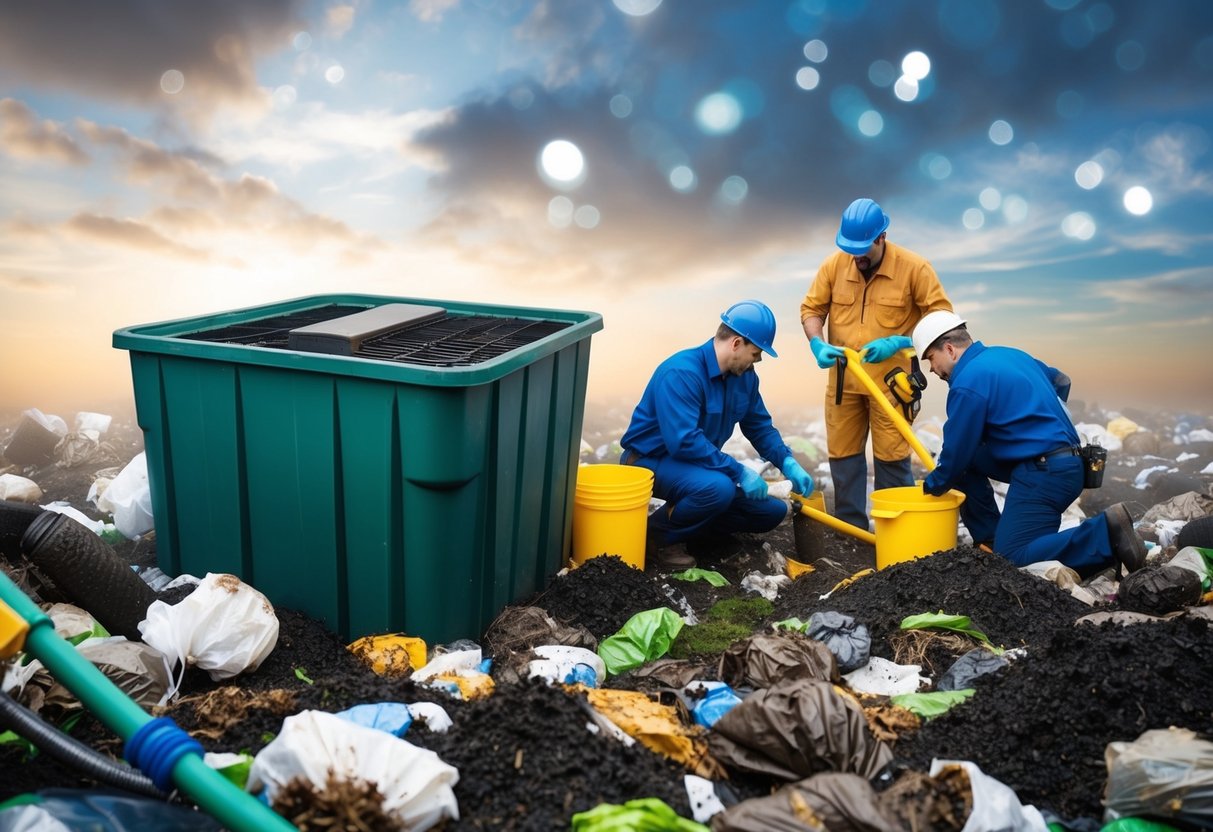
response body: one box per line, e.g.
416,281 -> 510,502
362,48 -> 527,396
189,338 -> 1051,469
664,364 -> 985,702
792,494 -> 877,545
1,599 -> 30,659
842,347 -> 936,472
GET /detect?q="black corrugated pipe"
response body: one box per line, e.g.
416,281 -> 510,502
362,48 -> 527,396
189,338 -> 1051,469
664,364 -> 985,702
0,689 -> 164,798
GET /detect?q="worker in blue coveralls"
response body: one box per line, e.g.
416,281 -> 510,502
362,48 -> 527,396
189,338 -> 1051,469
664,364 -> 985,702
912,311 -> 1146,576
620,300 -> 815,572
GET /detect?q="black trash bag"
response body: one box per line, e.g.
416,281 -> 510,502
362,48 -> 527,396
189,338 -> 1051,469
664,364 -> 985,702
936,648 -> 1008,692
1176,515 -> 1213,551
1117,565 -> 1203,616
806,611 -> 871,674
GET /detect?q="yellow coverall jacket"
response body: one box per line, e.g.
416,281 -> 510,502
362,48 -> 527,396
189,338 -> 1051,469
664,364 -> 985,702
800,241 -> 952,461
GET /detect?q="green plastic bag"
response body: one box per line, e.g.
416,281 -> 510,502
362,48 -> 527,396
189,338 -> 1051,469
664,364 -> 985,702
1100,819 -> 1182,832
669,568 -> 730,587
900,611 -> 999,651
597,608 -> 684,676
890,689 -> 975,719
771,617 -> 809,632
571,797 -> 709,831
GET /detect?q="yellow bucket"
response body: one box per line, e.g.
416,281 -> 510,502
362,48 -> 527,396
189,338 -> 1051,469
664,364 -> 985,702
572,464 -> 654,570
870,486 -> 966,569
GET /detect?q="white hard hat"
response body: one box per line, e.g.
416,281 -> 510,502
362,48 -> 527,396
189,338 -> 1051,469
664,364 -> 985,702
912,310 -> 967,357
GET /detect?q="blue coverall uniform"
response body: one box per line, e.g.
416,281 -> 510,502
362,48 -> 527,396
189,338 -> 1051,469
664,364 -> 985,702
923,341 -> 1115,573
620,340 -> 792,546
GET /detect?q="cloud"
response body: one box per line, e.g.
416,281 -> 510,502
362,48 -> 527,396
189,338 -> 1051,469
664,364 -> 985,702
0,98 -> 88,166
1087,265 -> 1213,307
409,0 -> 460,24
326,4 -> 356,38
0,1 -> 303,121
65,213 -> 213,261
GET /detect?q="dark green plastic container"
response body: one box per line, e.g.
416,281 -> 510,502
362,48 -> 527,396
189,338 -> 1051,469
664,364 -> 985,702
113,294 -> 602,643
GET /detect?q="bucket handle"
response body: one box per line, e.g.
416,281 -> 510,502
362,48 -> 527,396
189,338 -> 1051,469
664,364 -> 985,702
871,509 -> 903,520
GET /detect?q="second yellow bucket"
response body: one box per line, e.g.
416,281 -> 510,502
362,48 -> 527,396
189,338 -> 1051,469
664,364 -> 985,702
870,486 -> 966,569
571,464 -> 654,570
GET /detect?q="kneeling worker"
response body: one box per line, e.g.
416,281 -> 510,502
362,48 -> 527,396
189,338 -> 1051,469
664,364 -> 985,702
912,310 -> 1146,576
620,300 -> 814,571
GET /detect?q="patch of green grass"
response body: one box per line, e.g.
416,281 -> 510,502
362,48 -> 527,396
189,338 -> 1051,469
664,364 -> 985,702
668,596 -> 775,659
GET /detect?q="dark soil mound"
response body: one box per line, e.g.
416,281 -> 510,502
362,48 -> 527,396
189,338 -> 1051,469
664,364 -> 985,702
406,679 -> 692,831
772,546 -> 1092,658
529,556 -> 678,639
894,616 -> 1213,820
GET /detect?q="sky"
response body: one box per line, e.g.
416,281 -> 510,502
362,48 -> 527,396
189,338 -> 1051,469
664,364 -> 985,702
2,0 -> 1212,429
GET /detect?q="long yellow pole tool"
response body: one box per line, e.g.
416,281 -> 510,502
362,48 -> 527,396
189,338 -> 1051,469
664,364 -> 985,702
791,493 -> 876,545
841,346 -> 936,471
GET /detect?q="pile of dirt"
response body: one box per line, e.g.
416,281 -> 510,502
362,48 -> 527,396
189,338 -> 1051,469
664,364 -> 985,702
528,555 -> 680,639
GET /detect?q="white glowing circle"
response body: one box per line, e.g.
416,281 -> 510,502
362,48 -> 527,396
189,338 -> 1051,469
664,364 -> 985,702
574,204 -> 601,229
893,75 -> 919,102
803,39 -> 828,63
293,32 -> 312,50
720,175 -> 748,203
1074,160 -> 1104,190
795,66 -> 821,90
609,94 -> 633,118
548,196 -> 574,228
1123,185 -> 1153,215
1002,195 -> 1029,223
1061,211 -> 1096,240
669,165 -> 696,192
272,85 -> 298,109
988,119 -> 1014,145
160,70 -> 185,95
695,92 -> 743,134
612,0 -> 662,16
962,208 -> 985,230
857,110 -> 884,137
325,65 -> 345,84
901,51 -> 931,80
927,154 -> 952,180
540,140 -> 586,184
978,187 -> 1002,211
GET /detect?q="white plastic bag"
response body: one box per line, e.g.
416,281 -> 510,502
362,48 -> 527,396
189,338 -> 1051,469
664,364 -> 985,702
247,710 -> 459,830
24,407 -> 68,437
96,452 -> 153,538
527,644 -> 606,687
843,656 -> 930,696
39,501 -> 108,534
1104,727 -> 1213,825
929,759 -> 1048,832
139,573 -> 279,702
74,411 -> 112,435
0,473 -> 42,502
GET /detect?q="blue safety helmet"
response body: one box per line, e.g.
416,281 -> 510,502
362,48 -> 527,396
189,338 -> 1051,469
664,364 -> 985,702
720,300 -> 778,358
836,198 -> 890,255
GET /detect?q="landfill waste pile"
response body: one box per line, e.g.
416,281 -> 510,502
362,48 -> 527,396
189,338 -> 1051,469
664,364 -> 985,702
1,402 -> 1212,831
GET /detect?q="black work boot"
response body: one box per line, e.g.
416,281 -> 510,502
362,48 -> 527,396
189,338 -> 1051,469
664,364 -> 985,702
651,542 -> 696,572
1105,502 -> 1146,577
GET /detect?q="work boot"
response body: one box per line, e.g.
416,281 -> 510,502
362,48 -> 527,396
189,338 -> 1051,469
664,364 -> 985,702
648,542 -> 696,572
1105,502 -> 1146,577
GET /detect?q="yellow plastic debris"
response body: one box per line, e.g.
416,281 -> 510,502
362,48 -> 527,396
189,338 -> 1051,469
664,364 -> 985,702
347,633 -> 428,677
433,671 -> 495,700
583,687 -> 725,779
1,599 -> 29,659
1106,416 -> 1140,440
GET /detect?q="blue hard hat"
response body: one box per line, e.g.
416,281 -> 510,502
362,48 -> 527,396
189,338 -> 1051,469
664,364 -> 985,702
721,300 -> 778,357
836,198 -> 890,255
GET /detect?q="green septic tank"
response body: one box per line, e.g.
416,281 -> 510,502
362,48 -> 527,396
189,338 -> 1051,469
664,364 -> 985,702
114,294 -> 602,643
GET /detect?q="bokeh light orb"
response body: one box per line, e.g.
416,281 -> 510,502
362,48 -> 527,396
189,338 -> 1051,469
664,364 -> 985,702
901,51 -> 931,80
574,204 -> 601,229
1061,211 -> 1096,240
695,92 -> 743,134
894,76 -> 919,102
796,67 -> 821,90
979,187 -> 1001,210
1123,186 -> 1153,215
669,165 -> 696,192
857,110 -> 884,136
988,119 -> 1013,145
325,65 -> 345,84
613,0 -> 662,16
160,69 -> 185,94
1074,160 -> 1104,189
1002,195 -> 1029,223
868,60 -> 896,87
803,39 -> 828,63
609,94 -> 633,118
548,196 -> 574,228
720,175 -> 748,204
962,208 -> 985,230
540,140 -> 586,187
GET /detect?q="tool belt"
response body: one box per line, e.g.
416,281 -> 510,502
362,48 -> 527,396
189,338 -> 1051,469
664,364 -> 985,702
1026,444 -> 1105,489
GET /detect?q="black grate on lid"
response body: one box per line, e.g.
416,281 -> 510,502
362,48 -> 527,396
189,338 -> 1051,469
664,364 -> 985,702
179,305 -> 364,348
177,305 -> 570,367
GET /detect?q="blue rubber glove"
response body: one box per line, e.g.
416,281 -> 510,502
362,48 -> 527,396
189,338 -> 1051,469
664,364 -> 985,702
861,335 -> 912,363
781,456 -> 814,496
809,337 -> 845,369
738,467 -> 768,500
